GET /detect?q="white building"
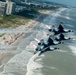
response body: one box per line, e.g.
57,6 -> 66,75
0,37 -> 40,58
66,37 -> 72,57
6,2 -> 16,15
0,1 -> 15,16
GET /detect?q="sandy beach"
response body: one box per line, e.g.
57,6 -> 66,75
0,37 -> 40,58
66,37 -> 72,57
0,10 -> 52,47
0,10 -> 53,69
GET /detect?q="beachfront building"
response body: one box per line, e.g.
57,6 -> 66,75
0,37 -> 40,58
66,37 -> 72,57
0,1 -> 7,16
0,0 -> 16,16
6,2 -> 16,15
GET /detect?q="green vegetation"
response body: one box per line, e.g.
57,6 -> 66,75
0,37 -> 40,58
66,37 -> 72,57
0,9 -> 39,28
0,15 -> 28,28
0,34 -> 4,37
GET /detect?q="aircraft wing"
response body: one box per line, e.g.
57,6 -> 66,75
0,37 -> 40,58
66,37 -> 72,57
34,38 -> 40,43
46,25 -> 52,29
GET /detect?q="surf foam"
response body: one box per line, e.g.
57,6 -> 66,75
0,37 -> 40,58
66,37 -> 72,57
68,46 -> 76,56
26,51 -> 43,75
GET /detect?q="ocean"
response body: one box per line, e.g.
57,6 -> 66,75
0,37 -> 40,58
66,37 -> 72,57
0,7 -> 76,75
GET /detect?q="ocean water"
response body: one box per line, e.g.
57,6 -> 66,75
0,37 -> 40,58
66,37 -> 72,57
0,8 -> 76,75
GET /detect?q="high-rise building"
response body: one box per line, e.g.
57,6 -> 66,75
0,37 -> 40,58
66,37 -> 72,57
0,1 -> 16,16
6,2 -> 16,15
0,1 -> 7,16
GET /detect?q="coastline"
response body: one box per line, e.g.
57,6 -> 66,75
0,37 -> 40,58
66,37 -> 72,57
0,10 -> 52,49
0,7 -> 76,75
0,10 -> 53,69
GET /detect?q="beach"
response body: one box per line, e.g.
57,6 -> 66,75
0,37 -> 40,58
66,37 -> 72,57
0,7 -> 76,75
0,10 -> 53,70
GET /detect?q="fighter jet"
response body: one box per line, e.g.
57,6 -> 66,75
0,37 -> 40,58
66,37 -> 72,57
47,22 -> 73,35
34,36 -> 61,55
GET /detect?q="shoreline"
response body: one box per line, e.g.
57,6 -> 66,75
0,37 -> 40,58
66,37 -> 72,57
0,10 -> 53,69
0,10 -> 52,50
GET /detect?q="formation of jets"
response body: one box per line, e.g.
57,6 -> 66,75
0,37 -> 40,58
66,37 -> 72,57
34,22 -> 74,55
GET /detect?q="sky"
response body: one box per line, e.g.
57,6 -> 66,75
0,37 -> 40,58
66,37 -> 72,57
47,0 -> 76,7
